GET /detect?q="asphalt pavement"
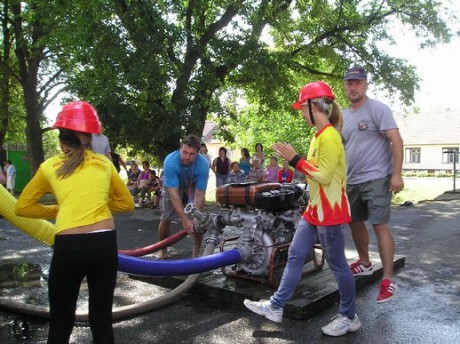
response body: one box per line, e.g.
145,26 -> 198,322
1,193 -> 459,344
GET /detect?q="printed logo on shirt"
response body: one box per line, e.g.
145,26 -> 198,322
358,120 -> 368,131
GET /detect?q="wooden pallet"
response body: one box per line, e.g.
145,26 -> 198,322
131,253 -> 405,320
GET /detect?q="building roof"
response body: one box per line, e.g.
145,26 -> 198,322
202,121 -> 219,143
396,111 -> 460,145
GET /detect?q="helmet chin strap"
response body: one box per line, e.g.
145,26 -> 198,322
308,100 -> 315,125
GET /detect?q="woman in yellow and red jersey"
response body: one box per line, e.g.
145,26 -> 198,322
16,101 -> 134,344
244,81 -> 362,337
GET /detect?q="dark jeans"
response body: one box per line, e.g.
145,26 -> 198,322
47,231 -> 118,344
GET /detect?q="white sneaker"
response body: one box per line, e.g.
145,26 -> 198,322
321,314 -> 362,337
243,299 -> 283,323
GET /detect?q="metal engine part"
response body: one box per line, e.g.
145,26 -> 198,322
186,183 -> 306,277
230,208 -> 299,276
235,230 -> 274,276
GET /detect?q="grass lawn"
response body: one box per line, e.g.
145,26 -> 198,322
391,177 -> 456,205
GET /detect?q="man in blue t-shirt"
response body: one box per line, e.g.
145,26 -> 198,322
158,135 -> 209,258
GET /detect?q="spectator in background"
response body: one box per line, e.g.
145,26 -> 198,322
277,159 -> 294,183
149,171 -> 161,209
0,161 -> 6,187
200,143 -> 212,167
126,162 -> 140,193
254,143 -> 265,168
239,148 -> 251,176
264,156 -> 281,182
133,161 -> 154,207
212,146 -> 231,187
228,162 -> 246,183
91,128 -> 111,159
246,158 -> 264,183
111,151 -> 128,174
292,155 -> 307,183
128,160 -> 137,174
5,159 -> 16,195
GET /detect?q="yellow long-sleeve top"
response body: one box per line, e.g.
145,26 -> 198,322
292,124 -> 351,226
16,150 -> 134,234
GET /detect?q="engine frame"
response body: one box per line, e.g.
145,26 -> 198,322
218,206 -> 324,288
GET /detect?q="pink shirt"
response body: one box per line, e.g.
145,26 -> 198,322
264,165 -> 280,182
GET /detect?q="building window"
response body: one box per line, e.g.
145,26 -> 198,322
442,147 -> 459,164
405,148 -> 420,163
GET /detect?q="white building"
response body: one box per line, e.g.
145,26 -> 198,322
397,111 -> 459,173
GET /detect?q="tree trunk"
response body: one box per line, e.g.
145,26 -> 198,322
0,0 -> 11,162
23,85 -> 44,175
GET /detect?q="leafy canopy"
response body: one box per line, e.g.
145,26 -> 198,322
43,0 -> 456,161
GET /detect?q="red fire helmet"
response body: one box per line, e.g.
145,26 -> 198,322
53,101 -> 102,134
291,81 -> 335,110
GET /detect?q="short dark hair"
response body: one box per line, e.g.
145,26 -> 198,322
182,135 -> 201,151
219,146 -> 228,156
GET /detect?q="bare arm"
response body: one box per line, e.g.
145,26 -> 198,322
193,189 -> 206,211
211,158 -> 217,174
384,128 -> 404,193
167,186 -> 194,233
120,156 -> 128,172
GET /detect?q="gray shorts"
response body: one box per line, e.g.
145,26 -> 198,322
347,176 -> 392,225
160,188 -> 192,221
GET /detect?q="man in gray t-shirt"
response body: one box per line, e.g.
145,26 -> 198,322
342,66 -> 404,303
91,133 -> 112,159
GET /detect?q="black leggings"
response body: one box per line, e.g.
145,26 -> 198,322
47,231 -> 118,344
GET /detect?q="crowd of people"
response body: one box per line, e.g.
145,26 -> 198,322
205,143 -> 306,186
0,160 -> 16,195
8,65 -> 404,341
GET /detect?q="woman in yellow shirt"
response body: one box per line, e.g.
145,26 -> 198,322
16,101 -> 134,344
244,81 -> 361,337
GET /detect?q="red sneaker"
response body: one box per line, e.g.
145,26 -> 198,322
377,279 -> 397,303
349,260 -> 373,276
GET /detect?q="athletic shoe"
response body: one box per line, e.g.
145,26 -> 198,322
243,299 -> 283,323
321,314 -> 362,336
377,279 -> 397,303
349,260 -> 373,276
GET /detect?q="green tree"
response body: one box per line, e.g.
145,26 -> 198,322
54,0 -> 454,162
0,1 -> 65,172
0,1 -> 28,162
2,1 -> 457,169
0,0 -> 16,162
